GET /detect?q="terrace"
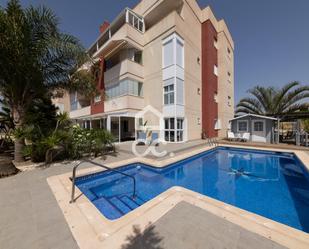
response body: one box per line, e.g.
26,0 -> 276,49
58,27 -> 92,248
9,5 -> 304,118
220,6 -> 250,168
2,141 -> 309,249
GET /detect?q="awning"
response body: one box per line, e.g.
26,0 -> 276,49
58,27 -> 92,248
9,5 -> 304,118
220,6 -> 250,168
93,40 -> 127,59
72,111 -> 138,120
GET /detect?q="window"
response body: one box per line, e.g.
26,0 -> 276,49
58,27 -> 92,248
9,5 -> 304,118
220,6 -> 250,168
163,34 -> 184,68
214,92 -> 218,103
105,78 -> 143,99
254,121 -> 264,132
214,119 -> 221,130
227,47 -> 231,54
127,10 -> 144,32
165,118 -> 184,142
163,40 -> 174,68
138,118 -> 143,126
162,34 -> 184,107
177,118 -> 184,142
70,91 -> 79,111
214,37 -> 218,49
228,96 -> 231,106
133,50 -> 142,64
94,95 -> 101,103
176,78 -> 184,105
176,40 -> 184,68
214,65 -> 218,76
238,121 -> 248,132
122,120 -> 129,133
164,83 -> 175,105
138,82 -> 143,96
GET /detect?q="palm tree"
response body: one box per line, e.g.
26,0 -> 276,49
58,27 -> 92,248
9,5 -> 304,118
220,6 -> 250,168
236,82 -> 309,116
0,0 -> 96,162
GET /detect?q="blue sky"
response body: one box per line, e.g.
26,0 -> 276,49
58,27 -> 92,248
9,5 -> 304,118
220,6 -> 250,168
1,0 -> 309,103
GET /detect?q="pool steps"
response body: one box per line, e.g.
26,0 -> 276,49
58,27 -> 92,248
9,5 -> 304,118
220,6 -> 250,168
93,195 -> 145,219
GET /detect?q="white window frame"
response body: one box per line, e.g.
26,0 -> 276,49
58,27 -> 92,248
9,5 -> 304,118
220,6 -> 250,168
214,119 -> 221,130
162,33 -> 184,69
163,83 -> 175,105
214,65 -> 218,76
164,117 -> 184,142
237,120 -> 248,132
105,78 -> 143,100
253,120 -> 265,132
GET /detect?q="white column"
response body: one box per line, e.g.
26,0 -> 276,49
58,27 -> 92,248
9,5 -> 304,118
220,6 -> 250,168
134,118 -> 137,140
107,116 -> 111,131
277,119 -> 280,144
125,9 -> 129,23
118,116 -> 121,143
183,118 -> 188,142
159,117 -> 164,142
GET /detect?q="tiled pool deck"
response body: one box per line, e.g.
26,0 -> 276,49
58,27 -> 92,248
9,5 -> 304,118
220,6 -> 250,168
1,141 -> 309,249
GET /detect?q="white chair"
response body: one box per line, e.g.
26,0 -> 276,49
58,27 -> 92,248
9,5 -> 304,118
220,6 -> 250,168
240,132 -> 250,142
227,131 -> 237,141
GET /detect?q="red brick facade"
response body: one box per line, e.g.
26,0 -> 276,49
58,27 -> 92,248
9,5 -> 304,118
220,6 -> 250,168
201,20 -> 218,138
90,58 -> 105,115
90,22 -> 110,115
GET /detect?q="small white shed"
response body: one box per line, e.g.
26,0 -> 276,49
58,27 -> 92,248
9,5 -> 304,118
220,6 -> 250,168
229,114 -> 278,143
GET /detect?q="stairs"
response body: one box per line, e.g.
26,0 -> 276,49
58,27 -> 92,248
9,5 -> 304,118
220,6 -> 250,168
93,194 -> 145,220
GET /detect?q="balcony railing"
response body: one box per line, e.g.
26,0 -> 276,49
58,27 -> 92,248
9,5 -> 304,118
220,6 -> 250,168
104,95 -> 144,113
69,106 -> 91,119
88,8 -> 145,57
105,59 -> 144,83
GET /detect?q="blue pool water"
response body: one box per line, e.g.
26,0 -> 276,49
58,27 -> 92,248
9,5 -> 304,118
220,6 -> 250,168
76,147 -> 309,232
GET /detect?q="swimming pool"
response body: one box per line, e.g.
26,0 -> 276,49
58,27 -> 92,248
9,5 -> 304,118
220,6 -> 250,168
76,147 -> 309,232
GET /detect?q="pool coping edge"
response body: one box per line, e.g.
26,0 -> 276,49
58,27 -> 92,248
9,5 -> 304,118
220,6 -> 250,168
47,144 -> 309,249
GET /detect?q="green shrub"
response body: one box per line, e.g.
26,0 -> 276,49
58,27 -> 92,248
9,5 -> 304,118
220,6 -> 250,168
68,126 -> 115,159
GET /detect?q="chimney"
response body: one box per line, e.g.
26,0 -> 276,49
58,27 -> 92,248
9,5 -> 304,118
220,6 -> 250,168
100,21 -> 110,33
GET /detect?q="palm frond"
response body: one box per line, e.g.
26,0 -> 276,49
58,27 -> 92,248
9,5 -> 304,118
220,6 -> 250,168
236,97 -> 264,114
237,82 -> 309,116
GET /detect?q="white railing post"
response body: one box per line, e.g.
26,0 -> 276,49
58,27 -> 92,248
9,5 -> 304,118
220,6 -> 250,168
125,9 -> 129,23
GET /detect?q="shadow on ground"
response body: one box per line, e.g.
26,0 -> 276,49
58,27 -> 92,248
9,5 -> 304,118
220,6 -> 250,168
121,223 -> 164,249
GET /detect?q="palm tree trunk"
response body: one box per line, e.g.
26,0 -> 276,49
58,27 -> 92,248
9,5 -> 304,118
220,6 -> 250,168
12,107 -> 25,162
14,136 -> 24,162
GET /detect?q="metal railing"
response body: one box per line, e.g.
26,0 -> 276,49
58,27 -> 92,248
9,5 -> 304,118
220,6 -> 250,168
70,159 -> 136,203
206,137 -> 219,147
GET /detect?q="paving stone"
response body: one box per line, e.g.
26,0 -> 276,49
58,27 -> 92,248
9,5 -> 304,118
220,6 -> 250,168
0,147 -> 292,249
149,202 -> 287,249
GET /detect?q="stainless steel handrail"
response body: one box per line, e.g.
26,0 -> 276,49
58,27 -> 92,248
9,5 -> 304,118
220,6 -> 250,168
206,137 -> 218,146
70,159 -> 136,203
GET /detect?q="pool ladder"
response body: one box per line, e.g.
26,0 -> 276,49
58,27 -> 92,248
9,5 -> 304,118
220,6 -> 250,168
206,137 -> 219,147
70,159 -> 136,203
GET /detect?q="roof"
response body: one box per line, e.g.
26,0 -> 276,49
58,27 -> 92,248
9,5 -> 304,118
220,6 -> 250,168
230,114 -> 278,121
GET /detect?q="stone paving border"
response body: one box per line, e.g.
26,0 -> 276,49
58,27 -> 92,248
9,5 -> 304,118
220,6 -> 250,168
48,144 -> 309,249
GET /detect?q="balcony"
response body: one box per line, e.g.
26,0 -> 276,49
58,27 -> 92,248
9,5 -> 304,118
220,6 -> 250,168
104,95 -> 144,113
105,59 -> 144,83
88,8 -> 145,58
69,106 -> 91,119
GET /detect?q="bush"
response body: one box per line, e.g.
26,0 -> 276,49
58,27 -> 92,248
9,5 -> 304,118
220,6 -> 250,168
20,110 -> 115,162
68,126 -> 115,159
